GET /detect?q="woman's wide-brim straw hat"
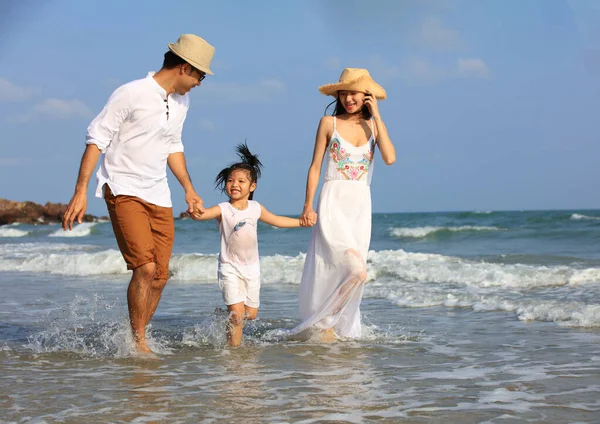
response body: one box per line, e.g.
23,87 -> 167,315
318,68 -> 386,100
168,34 -> 215,75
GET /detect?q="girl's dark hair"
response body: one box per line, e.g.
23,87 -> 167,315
162,50 -> 188,69
324,94 -> 372,120
215,142 -> 263,200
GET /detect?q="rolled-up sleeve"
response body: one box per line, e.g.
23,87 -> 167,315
86,86 -> 131,152
168,108 -> 187,154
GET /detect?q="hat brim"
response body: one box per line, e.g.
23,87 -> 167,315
168,43 -> 214,75
318,76 -> 386,100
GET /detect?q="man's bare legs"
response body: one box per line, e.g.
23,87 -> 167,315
146,278 -> 168,326
127,262 -> 165,353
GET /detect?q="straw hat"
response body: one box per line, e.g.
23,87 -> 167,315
168,34 -> 215,75
319,68 -> 386,100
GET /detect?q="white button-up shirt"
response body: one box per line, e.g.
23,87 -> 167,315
86,72 -> 189,208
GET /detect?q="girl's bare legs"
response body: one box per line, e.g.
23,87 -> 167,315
226,303 -> 259,347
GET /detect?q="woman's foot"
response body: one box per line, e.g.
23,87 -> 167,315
319,328 -> 338,343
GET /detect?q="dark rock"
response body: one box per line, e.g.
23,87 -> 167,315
0,198 -> 99,225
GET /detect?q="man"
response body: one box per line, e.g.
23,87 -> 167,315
62,34 -> 214,354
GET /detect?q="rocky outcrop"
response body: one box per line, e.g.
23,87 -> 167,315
0,198 -> 98,225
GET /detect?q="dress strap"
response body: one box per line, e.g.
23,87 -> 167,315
333,116 -> 337,132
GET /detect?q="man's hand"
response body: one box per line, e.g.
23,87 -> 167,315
189,201 -> 205,219
185,191 -> 204,215
62,191 -> 87,231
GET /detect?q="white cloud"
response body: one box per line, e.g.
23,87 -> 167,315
199,119 -> 216,132
457,58 -> 490,78
368,55 -> 490,86
418,17 -> 462,50
0,157 -> 35,167
202,79 -> 286,104
34,98 -> 93,119
369,55 -> 447,85
8,98 -> 93,123
404,58 -> 448,84
0,78 -> 39,102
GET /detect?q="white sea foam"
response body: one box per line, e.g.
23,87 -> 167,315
571,213 -> 600,221
0,248 -> 127,275
390,226 -> 502,239
0,242 -> 96,257
0,227 -> 29,237
380,286 -> 600,327
48,222 -> 96,237
169,253 -> 219,281
2,246 -> 599,291
369,249 -> 600,288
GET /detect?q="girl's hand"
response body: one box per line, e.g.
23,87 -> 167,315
189,201 -> 205,220
363,90 -> 380,119
300,206 -> 317,227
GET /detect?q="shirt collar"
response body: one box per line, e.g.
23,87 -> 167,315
146,71 -> 167,97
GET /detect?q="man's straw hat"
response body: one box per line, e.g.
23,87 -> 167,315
168,34 -> 215,75
319,68 -> 386,100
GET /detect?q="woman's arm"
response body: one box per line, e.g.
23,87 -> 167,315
300,116 -> 331,225
365,91 -> 396,165
260,205 -> 301,228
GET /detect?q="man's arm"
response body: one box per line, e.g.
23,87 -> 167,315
62,85 -> 130,231
62,144 -> 102,230
167,152 -> 203,214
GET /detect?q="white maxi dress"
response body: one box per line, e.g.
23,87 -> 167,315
293,116 -> 375,338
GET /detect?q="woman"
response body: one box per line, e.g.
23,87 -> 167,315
294,68 -> 396,340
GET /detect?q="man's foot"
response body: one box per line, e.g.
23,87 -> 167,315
135,340 -> 155,355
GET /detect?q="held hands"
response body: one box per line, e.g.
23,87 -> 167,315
188,200 -> 205,220
185,190 -> 204,216
363,90 -> 380,119
300,207 -> 317,227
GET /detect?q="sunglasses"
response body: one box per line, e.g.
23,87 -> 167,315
190,66 -> 206,82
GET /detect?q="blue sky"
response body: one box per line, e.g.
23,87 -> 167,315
1,0 -> 599,216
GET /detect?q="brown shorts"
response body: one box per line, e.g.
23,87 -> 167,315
104,186 -> 174,280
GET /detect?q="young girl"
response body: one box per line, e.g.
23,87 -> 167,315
293,68 -> 396,341
190,143 -> 305,347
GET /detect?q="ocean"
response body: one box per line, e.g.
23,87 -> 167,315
1,209 -> 600,423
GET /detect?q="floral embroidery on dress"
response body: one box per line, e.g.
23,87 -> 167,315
329,137 -> 374,181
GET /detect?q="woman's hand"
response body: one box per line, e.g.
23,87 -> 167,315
300,206 -> 317,227
363,90 -> 380,119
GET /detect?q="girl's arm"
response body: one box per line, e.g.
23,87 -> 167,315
260,204 -> 301,228
189,205 -> 221,221
300,116 -> 331,225
364,91 -> 396,165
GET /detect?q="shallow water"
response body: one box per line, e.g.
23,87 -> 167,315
2,274 -> 600,423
